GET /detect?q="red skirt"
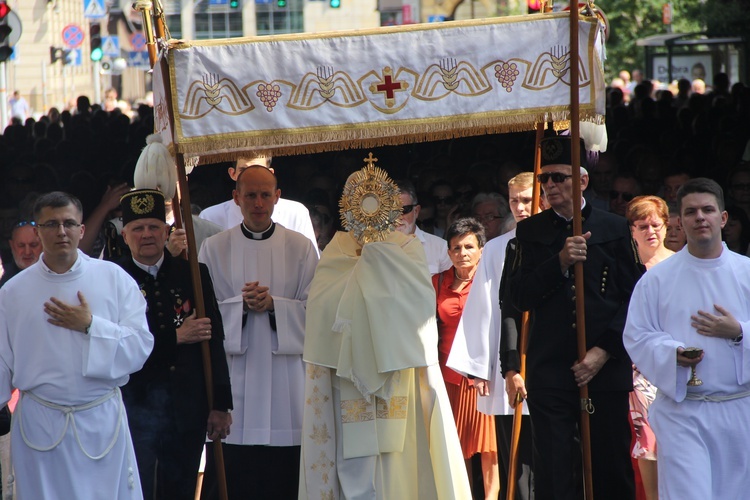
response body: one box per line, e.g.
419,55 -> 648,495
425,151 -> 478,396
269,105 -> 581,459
445,378 -> 498,459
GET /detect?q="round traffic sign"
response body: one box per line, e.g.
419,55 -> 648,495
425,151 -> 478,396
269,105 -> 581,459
62,24 -> 85,49
130,32 -> 147,52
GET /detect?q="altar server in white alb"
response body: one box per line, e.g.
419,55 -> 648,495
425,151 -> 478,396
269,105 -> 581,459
199,166 -> 318,499
199,153 -> 318,253
0,191 -> 153,499
624,178 -> 750,500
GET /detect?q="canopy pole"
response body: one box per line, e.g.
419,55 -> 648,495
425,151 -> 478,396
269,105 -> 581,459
175,153 -> 229,500
506,121 -> 545,500
569,2 -> 595,499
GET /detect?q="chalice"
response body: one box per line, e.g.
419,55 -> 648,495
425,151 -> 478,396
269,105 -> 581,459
682,347 -> 704,386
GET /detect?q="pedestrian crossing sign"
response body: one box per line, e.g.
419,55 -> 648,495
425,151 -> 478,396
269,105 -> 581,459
102,36 -> 120,58
83,0 -> 106,19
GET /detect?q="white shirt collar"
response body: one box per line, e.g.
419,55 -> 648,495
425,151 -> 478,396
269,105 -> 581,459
133,253 -> 165,277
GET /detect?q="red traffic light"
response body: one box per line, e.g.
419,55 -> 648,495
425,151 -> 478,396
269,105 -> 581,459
0,3 -> 10,21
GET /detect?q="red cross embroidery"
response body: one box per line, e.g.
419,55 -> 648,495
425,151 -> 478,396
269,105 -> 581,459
376,74 -> 404,99
370,67 -> 407,108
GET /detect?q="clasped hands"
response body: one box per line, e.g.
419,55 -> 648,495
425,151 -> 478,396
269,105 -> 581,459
243,281 -> 274,313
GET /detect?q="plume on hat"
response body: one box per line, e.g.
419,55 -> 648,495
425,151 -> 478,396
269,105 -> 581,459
134,134 -> 177,200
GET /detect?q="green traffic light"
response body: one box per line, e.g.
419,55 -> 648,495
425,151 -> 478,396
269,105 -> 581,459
91,47 -> 103,62
330,0 -> 340,8
277,0 -> 287,7
230,0 -> 240,8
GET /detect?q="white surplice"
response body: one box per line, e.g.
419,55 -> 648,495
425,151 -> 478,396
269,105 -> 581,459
0,251 -> 153,499
200,198 -> 318,254
199,224 -> 318,446
624,245 -> 750,499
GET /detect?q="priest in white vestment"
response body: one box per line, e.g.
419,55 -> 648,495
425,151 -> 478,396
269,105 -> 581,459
300,161 -> 471,500
0,191 -> 153,499
624,178 -> 750,499
199,154 -> 318,253
199,166 -> 318,498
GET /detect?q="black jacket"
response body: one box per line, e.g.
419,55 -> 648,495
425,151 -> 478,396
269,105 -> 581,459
508,204 -> 643,393
118,253 -> 232,431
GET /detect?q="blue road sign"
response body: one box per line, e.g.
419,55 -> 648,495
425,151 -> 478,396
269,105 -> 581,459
102,36 -> 120,58
63,25 -> 85,49
127,51 -> 150,70
83,0 -> 107,19
67,48 -> 83,67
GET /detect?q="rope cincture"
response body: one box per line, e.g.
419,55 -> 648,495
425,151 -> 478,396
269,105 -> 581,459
16,387 -> 136,489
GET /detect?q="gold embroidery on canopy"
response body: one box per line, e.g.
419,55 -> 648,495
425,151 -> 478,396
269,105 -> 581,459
181,73 -> 255,119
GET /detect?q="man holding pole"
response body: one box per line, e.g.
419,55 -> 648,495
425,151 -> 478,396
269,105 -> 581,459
118,189 -> 233,499
508,136 -> 640,499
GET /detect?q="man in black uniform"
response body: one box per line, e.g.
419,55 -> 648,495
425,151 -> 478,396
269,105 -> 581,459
117,189 -> 233,499
508,136 -> 641,500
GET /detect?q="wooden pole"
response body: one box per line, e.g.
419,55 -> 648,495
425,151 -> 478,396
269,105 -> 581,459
569,2 -> 595,499
175,155 -> 229,500
506,122 -> 545,500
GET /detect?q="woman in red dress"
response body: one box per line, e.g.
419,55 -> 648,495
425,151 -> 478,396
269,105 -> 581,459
434,217 -> 499,499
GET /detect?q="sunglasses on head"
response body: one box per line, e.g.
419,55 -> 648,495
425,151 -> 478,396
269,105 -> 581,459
402,204 -> 417,215
537,172 -> 573,184
14,221 -> 37,228
610,190 -> 635,202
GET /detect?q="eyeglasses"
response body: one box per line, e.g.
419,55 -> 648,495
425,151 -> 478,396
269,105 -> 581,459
433,196 -> 455,205
475,214 -> 503,224
14,221 -> 37,228
402,204 -> 417,215
537,173 -> 573,184
609,190 -> 635,202
37,220 -> 82,231
634,222 -> 664,233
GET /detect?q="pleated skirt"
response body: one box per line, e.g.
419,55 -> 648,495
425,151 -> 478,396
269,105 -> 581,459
445,378 -> 498,459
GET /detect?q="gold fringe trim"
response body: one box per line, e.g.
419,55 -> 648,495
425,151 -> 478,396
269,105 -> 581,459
176,112 -> 603,163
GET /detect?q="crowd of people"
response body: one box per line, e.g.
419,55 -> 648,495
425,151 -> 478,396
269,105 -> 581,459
0,68 -> 748,499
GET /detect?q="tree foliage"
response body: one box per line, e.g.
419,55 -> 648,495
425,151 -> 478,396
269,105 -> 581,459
601,0 -> 703,81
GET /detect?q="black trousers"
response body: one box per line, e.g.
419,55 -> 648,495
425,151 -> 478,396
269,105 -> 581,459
201,443 -> 301,500
124,385 -> 205,500
526,389 -> 634,500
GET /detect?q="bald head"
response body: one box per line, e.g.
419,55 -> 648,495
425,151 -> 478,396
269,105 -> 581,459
233,166 -> 281,231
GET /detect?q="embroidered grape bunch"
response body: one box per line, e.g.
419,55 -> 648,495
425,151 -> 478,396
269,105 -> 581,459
494,62 -> 519,93
257,83 -> 282,112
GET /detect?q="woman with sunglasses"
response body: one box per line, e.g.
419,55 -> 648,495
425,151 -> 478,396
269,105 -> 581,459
625,195 -> 675,500
433,217 -> 499,499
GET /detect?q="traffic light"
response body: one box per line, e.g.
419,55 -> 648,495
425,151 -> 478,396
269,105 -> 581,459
527,0 -> 541,13
0,2 -> 13,63
330,0 -> 340,7
230,0 -> 240,8
90,22 -> 103,62
277,0 -> 286,7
